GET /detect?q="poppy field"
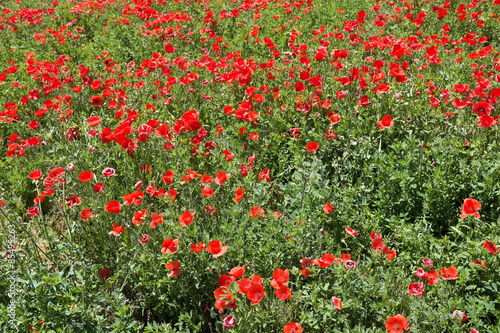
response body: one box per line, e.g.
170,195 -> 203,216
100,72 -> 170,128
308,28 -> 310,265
1,0 -> 500,332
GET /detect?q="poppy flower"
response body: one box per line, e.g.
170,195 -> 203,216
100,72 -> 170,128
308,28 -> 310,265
27,207 -> 40,217
150,213 -> 164,228
234,188 -> 245,203
384,249 -> 397,260
385,314 -> 410,332
102,167 -> 115,177
161,238 -> 179,254
179,210 -> 195,227
28,170 -> 42,181
460,198 -> 481,219
250,206 -> 265,218
109,223 -> 126,236
440,266 -> 459,280
323,202 -> 334,214
408,282 -> 424,297
223,316 -> 236,329
275,285 -> 291,301
345,226 -> 358,236
132,209 -> 148,226
78,170 -> 94,182
80,208 -> 94,221
228,266 -> 245,279
206,239 -> 228,258
201,185 -> 214,198
89,95 -> 102,106
140,234 -> 150,244
93,182 -> 104,193
258,168 -> 271,182
425,269 -> 440,285
313,253 -> 334,268
283,322 -> 303,333
472,260 -> 487,268
305,141 -> 319,154
99,267 -> 112,279
215,171 -> 231,185
66,194 -> 82,207
190,242 -> 205,253
105,200 -> 122,214
422,258 -> 434,267
482,240 -> 498,254
377,115 -> 395,129
271,268 -> 290,286
246,284 -> 265,305
344,260 -> 357,269
472,101 -> 493,116
332,296 -> 342,310
453,310 -> 468,322
218,274 -> 236,287
165,260 -> 182,277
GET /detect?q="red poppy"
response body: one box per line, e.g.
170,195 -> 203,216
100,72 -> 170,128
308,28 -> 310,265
482,240 -> 498,254
246,284 -> 265,305
477,114 -> 498,128
305,141 -> 319,154
89,95 -> 102,106
313,253 -> 334,268
323,202 -> 334,214
109,223 -> 126,236
201,174 -> 213,184
440,266 -> 459,280
78,170 -> 94,182
201,185 -> 214,198
377,115 -> 395,129
80,208 -> 94,221
271,268 -> 289,286
234,188 -> 245,203
408,282 -> 424,297
385,314 -> 410,332
162,170 -> 175,184
206,240 -> 228,258
283,322 -> 303,333
472,101 -> 493,116
105,200 -> 122,214
123,190 -> 144,205
345,226 -> 358,236
275,285 -> 291,301
179,210 -> 195,227
452,310 -> 468,322
215,171 -> 231,185
86,116 -> 102,127
258,168 -> 271,182
132,209 -> 148,226
93,182 -> 104,193
384,249 -> 397,260
66,194 -> 82,207
460,198 -> 481,219
161,238 -> 179,254
28,170 -> 42,181
229,266 -> 245,279
332,296 -> 342,310
99,267 -> 112,279
190,242 -> 205,253
425,269 -> 440,285
150,213 -> 164,228
140,234 -> 150,244
250,206 -> 265,218
223,316 -> 236,330
165,260 -> 182,277
218,274 -> 235,287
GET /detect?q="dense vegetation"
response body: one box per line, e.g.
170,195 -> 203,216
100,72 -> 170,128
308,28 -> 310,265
1,0 -> 499,332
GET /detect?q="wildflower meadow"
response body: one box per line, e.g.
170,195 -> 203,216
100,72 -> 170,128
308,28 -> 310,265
0,0 -> 500,332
